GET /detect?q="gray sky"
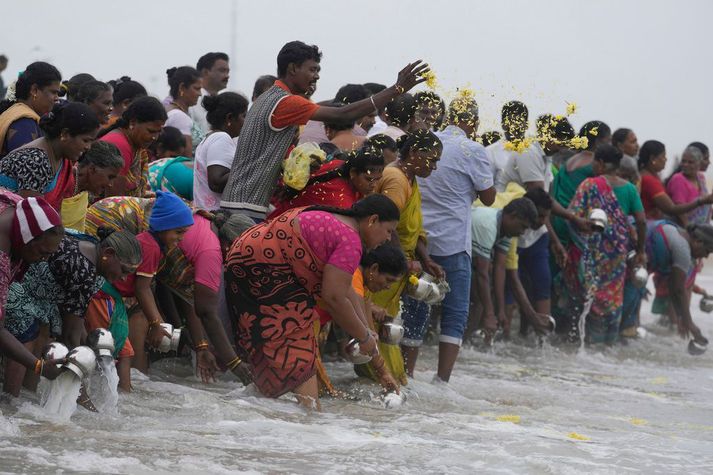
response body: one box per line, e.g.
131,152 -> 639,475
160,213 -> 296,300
2,0 -> 712,167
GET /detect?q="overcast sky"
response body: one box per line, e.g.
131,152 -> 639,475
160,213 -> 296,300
2,0 -> 711,168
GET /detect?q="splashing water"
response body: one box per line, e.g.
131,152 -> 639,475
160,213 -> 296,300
88,356 -> 119,414
41,371 -> 81,421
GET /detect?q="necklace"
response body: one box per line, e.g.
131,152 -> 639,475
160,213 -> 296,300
170,101 -> 188,114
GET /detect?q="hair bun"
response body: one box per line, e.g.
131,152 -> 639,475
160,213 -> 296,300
166,67 -> 178,79
201,94 -> 220,112
96,226 -> 116,241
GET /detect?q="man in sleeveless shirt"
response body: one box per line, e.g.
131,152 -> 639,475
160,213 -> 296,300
220,40 -> 430,221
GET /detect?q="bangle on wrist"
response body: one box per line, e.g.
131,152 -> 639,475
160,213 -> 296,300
226,356 -> 242,370
149,320 -> 161,328
34,358 -> 42,375
394,84 -> 404,94
194,340 -> 209,351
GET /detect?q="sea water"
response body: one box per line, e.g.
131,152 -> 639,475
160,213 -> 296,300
1,274 -> 713,473
39,371 -> 81,421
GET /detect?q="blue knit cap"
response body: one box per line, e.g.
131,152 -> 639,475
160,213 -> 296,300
149,191 -> 194,232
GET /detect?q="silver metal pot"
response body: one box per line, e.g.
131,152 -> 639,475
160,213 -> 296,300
345,338 -> 372,364
589,208 -> 608,232
631,266 -> 649,289
688,339 -> 708,356
86,328 -> 115,357
380,321 -> 405,345
158,323 -> 181,353
63,346 -> 97,379
43,342 -> 69,368
700,296 -> 713,313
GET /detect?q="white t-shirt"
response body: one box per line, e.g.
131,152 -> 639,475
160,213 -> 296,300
485,141 -> 510,186
165,108 -> 193,135
193,131 -> 237,211
496,142 -> 552,249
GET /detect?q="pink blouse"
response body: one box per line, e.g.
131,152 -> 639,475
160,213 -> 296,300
298,211 -> 362,274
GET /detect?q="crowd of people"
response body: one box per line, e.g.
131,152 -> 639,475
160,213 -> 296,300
0,41 -> 711,410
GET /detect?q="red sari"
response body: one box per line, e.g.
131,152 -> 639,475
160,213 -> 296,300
224,207 -> 326,397
43,159 -> 76,211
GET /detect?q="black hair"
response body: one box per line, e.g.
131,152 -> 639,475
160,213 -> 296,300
385,93 -> 415,128
612,128 -> 633,148
78,141 -> 124,170
0,55 -> 7,64
501,100 -> 529,140
252,74 -> 277,100
579,120 -> 611,151
688,142 -> 709,157
480,130 -> 502,147
280,146 -> 384,200
39,102 -> 99,139
60,73 -> 95,100
398,128 -> 443,159
108,76 -> 147,106
333,84 -> 369,104
363,83 -> 387,95
502,100 -> 528,122
99,96 -> 167,137
75,80 -> 111,104
203,92 -> 249,130
364,134 -> 398,152
0,61 -> 61,114
503,197 -> 538,228
594,143 -> 623,169
361,243 -> 408,276
196,52 -> 229,72
324,102 -> 355,132
523,187 -> 553,210
307,193 -> 400,223
537,114 -> 575,143
415,91 -> 446,114
154,126 -> 186,155
166,66 -> 200,98
277,41 -> 322,77
447,96 -> 478,125
121,96 -> 167,125
687,223 -> 713,251
638,140 -> 666,169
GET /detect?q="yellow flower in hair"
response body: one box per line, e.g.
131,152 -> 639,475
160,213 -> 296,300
566,102 -> 577,116
569,136 -> 589,150
421,70 -> 438,90
503,138 -> 532,153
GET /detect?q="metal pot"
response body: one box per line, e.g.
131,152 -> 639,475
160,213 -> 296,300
43,342 -> 69,368
409,273 -> 450,304
345,338 -> 372,364
158,323 -> 181,353
700,296 -> 713,313
589,208 -> 608,232
380,321 -> 405,345
86,328 -> 115,357
688,339 -> 708,356
63,346 -> 97,379
631,266 -> 649,289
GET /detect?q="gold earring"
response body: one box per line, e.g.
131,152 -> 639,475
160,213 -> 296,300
227,121 -> 232,127
102,256 -> 108,261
